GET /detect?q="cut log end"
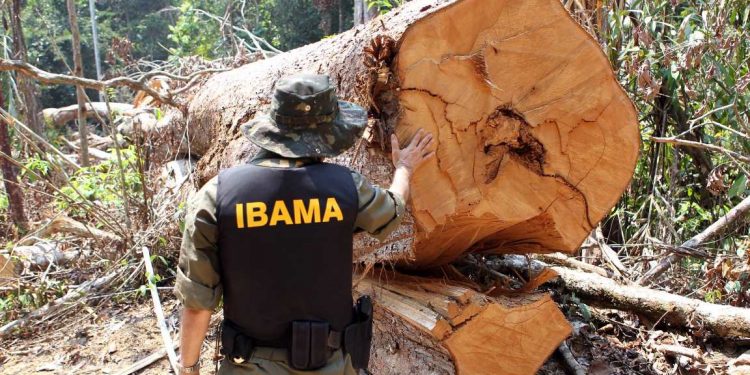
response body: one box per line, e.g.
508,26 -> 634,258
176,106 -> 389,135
357,273 -> 571,375
393,0 -> 640,267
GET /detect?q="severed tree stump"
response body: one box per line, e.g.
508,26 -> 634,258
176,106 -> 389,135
181,0 -> 639,372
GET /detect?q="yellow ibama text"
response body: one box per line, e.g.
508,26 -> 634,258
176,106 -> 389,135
235,198 -> 343,228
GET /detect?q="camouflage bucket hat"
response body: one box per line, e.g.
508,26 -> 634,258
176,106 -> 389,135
240,74 -> 368,158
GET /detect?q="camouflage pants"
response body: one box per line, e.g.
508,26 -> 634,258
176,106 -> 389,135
217,347 -> 357,375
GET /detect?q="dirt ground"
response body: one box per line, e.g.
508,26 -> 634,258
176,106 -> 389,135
0,298 -> 219,375
0,295 -> 744,375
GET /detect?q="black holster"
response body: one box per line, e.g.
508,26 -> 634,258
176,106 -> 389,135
220,321 -> 255,364
344,295 -> 373,370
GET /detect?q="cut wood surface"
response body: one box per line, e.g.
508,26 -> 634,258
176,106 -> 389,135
186,0 -> 639,268
357,273 -> 571,374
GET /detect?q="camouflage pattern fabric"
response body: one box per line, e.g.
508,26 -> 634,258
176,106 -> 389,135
241,74 -> 367,158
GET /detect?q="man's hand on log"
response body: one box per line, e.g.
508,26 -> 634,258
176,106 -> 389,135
388,129 -> 435,202
391,129 -> 435,173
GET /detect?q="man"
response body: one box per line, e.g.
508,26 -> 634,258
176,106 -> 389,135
174,74 -> 435,374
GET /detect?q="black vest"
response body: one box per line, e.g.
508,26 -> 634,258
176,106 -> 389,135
216,162 -> 358,344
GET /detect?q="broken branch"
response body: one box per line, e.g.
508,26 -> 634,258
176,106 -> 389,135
637,195 -> 750,285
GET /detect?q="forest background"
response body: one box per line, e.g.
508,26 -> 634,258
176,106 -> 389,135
0,0 -> 749,369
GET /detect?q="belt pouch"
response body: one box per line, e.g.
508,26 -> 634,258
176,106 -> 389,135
290,321 -> 330,370
290,321 -> 311,369
309,322 -> 330,369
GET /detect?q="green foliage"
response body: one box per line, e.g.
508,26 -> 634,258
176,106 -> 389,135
598,0 -> 750,261
21,156 -> 51,182
0,278 -> 67,324
0,193 -> 8,212
264,0 -> 323,50
168,0 -> 225,58
366,0 -> 402,14
54,146 -> 142,217
167,0 -> 334,57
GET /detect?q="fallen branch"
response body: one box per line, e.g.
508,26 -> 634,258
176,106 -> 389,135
18,216 -> 122,246
495,255 -> 750,339
0,59 -> 228,109
595,226 -> 629,277
61,137 -> 112,161
40,102 -> 134,126
112,342 -> 180,375
0,271 -> 118,337
652,344 -> 703,362
638,195 -> 750,285
651,136 -> 750,163
536,253 -> 613,279
142,247 -> 179,375
10,242 -> 79,269
557,340 -> 586,375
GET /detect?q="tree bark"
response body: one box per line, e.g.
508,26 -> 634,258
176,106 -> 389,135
187,0 -> 640,268
8,0 -> 43,135
498,255 -> 750,339
0,89 -> 28,231
66,0 -> 90,167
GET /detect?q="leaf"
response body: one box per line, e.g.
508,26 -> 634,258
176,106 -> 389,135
728,174 -> 748,198
578,302 -> 592,321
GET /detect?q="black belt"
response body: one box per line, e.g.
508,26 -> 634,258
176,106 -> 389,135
240,328 -> 342,350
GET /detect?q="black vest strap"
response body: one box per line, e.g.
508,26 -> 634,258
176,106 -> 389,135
216,163 -> 358,344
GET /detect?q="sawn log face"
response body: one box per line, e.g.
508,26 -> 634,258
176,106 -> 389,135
187,0 -> 639,268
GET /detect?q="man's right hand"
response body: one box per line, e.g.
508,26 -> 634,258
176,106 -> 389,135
388,129 -> 435,202
391,129 -> 435,173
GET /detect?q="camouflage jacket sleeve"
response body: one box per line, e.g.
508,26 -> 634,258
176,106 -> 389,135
173,176 -> 222,311
351,171 -> 405,241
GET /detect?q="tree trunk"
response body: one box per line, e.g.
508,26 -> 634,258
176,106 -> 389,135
8,0 -> 43,135
178,0 -> 639,371
87,0 -> 104,102
358,272 -> 571,374
352,0 -> 377,25
0,89 -> 28,231
353,0 -> 365,26
187,0 -> 640,268
66,0 -> 90,167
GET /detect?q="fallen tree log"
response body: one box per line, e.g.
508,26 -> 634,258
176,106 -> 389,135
40,102 -> 134,127
185,0 -> 639,267
173,0 -> 637,372
357,272 -> 571,374
496,255 -> 750,339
